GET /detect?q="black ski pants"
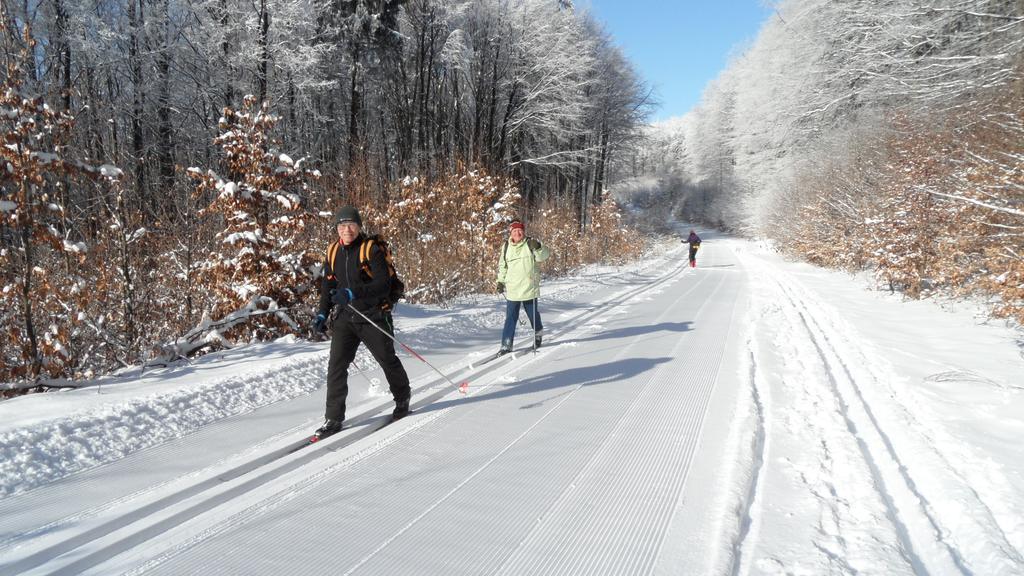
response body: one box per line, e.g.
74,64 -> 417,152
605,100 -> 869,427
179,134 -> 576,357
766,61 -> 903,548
325,312 -> 411,422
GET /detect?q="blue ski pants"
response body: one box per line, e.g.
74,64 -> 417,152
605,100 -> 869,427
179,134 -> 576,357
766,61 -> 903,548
501,298 -> 542,349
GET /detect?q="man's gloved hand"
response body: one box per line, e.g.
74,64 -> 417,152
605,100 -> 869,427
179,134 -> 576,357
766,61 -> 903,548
313,313 -> 327,332
496,282 -> 505,294
331,288 -> 354,306
527,238 -> 541,251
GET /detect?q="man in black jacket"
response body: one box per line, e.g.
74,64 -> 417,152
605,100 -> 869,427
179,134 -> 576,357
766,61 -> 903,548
311,206 -> 411,440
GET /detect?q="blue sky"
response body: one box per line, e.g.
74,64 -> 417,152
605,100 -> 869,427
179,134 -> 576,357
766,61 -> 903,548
583,0 -> 774,121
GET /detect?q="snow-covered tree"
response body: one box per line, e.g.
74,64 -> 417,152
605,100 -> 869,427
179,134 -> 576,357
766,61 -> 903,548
631,0 -> 1024,319
1,45 -> 121,382
0,0 -> 652,384
185,95 -> 320,351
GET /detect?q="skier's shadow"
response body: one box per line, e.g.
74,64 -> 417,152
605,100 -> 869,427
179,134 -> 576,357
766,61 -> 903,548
562,321 -> 692,345
422,357 -> 673,414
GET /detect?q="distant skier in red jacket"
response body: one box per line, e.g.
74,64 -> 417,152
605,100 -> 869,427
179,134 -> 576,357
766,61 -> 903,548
685,230 -> 701,268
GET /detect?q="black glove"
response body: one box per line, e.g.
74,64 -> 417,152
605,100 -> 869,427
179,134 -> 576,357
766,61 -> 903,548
527,238 -> 541,251
313,313 -> 327,332
331,288 -> 354,306
496,282 -> 505,294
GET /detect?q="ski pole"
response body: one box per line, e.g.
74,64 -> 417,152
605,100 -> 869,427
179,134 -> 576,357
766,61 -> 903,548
350,356 -> 379,392
346,303 -> 468,392
532,297 -> 538,353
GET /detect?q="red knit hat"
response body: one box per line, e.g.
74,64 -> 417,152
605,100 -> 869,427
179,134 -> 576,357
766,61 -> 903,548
510,220 -> 525,232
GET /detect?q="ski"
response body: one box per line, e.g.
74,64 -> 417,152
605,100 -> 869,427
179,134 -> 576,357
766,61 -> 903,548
286,439 -> 316,454
470,350 -> 512,368
460,345 -> 539,394
287,428 -> 340,454
289,420 -> 352,452
287,408 -> 413,454
288,340 -> 540,453
374,411 -> 410,432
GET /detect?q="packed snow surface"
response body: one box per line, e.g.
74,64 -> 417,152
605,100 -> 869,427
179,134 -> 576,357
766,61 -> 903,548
1,229 -> 1021,575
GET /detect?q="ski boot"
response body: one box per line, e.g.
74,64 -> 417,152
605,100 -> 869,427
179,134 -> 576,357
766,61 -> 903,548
311,418 -> 343,442
498,341 -> 513,355
393,398 -> 410,420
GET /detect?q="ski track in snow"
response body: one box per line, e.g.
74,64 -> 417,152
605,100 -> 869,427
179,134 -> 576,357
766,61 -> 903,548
731,244 -> 1023,575
722,334 -> 768,576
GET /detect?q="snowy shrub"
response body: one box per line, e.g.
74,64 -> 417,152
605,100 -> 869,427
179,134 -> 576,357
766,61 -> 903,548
530,192 -> 645,277
362,167 -> 520,305
783,90 -> 1024,322
584,192 -> 646,265
185,96 -> 321,352
0,50 -> 122,385
335,169 -> 644,307
531,203 -> 580,278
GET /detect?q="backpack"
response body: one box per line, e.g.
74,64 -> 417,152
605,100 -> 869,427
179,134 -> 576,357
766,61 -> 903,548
502,237 -> 536,263
327,235 -> 405,311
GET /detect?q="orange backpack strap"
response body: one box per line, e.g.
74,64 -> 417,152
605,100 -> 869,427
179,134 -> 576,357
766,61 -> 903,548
326,241 -> 340,278
359,237 -> 376,277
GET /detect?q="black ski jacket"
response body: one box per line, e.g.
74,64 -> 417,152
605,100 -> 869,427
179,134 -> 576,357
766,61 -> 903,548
318,234 -> 392,320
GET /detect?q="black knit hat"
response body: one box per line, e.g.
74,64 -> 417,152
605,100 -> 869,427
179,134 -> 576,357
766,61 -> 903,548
334,205 -> 362,226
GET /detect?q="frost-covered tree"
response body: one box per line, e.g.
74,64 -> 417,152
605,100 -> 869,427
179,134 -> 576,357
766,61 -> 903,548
1,0 -> 653,384
1,47 -> 121,382
631,0 -> 1024,319
184,96 -> 320,353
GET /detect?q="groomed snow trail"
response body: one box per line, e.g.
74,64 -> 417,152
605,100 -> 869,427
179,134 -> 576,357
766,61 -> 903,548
119,250 -> 738,576
0,250 -> 673,574
4,235 -> 1020,576
0,240 -> 739,576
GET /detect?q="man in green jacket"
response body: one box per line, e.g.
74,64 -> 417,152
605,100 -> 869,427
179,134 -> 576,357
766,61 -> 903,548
496,218 -> 551,353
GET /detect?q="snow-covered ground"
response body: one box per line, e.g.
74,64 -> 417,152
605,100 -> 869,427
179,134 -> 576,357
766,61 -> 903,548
1,230 -> 1021,575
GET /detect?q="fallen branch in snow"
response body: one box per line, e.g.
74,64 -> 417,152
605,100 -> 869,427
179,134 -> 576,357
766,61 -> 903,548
148,303 -> 296,369
2,380 -> 81,399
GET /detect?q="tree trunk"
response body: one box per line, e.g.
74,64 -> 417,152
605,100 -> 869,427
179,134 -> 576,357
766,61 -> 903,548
116,192 -> 138,358
219,0 -> 234,108
485,43 -> 500,170
53,0 -> 72,111
348,47 -> 363,168
156,0 -> 175,206
128,0 -> 148,213
592,126 -> 609,204
496,81 -> 518,166
257,0 -> 270,104
415,20 -> 427,160
18,186 -> 41,378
